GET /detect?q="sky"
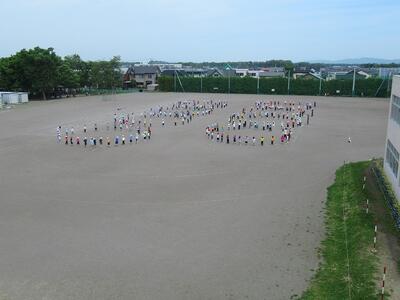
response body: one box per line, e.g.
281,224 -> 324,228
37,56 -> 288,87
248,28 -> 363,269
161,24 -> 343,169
0,0 -> 399,62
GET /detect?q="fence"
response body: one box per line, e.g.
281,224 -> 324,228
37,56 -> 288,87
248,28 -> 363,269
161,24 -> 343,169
158,76 -> 391,97
371,159 -> 400,229
80,88 -> 139,96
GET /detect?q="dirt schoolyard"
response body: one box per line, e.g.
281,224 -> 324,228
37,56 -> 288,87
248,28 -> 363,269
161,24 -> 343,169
0,93 -> 389,300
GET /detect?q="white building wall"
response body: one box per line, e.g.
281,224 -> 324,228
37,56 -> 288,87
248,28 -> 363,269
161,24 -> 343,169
235,69 -> 248,77
0,92 -> 29,104
384,75 -> 400,201
20,93 -> 29,103
247,70 -> 262,78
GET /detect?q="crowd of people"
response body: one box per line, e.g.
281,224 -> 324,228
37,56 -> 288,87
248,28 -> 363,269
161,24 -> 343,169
205,100 -> 316,147
56,99 -> 229,149
56,98 -> 317,150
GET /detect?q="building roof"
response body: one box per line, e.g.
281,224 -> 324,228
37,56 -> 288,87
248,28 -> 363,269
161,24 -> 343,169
183,68 -> 208,74
262,67 -> 285,72
0,91 -> 28,95
307,73 -> 323,80
222,69 -> 237,77
133,65 -> 160,75
294,72 -> 323,80
161,69 -> 187,76
206,68 -> 224,77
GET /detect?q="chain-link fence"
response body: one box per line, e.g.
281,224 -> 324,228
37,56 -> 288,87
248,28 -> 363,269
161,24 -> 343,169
158,76 -> 391,97
80,88 -> 139,96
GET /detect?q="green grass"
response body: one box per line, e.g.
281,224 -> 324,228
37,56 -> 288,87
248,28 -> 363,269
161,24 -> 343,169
300,161 -> 379,300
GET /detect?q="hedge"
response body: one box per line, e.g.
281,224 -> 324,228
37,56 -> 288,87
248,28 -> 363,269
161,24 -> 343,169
158,76 -> 390,97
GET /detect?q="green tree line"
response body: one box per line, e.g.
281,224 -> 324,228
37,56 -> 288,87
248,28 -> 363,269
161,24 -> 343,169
0,47 -> 122,99
158,76 -> 390,97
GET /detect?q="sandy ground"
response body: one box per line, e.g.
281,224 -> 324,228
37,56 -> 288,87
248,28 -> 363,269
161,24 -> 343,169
0,93 -> 389,300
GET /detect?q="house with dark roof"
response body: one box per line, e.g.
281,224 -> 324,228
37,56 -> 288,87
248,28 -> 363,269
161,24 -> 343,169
184,68 -> 208,77
293,67 -> 318,79
293,72 -> 323,80
206,68 -> 236,77
123,65 -> 161,88
335,70 -> 371,80
206,68 -> 225,77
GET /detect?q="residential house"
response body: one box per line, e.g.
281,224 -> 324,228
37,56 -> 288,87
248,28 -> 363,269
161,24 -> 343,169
293,72 -> 323,80
247,70 -> 264,78
183,68 -> 208,77
259,71 -> 286,78
206,68 -> 224,77
149,63 -> 182,71
262,67 -> 285,73
123,65 -> 161,88
206,68 -> 236,78
293,67 -> 317,79
335,70 -> 371,80
236,69 -> 249,77
379,67 -> 400,79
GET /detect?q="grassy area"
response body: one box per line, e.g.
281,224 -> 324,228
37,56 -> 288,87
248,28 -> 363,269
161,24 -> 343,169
300,161 -> 379,300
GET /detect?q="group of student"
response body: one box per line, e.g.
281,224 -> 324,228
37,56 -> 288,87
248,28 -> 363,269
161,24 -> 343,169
205,127 -> 277,146
57,99 -> 229,149
205,100 -> 316,147
57,124 -> 150,147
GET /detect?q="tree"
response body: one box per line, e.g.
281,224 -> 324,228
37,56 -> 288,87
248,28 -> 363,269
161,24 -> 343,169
8,47 -> 62,99
0,57 -> 17,90
58,62 -> 80,89
284,61 -> 294,76
87,56 -> 122,89
64,54 -> 90,87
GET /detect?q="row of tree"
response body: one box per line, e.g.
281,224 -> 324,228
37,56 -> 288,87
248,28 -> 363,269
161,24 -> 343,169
0,47 -> 122,99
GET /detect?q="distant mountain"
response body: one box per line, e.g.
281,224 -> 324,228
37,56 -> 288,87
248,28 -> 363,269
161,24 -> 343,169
307,58 -> 400,65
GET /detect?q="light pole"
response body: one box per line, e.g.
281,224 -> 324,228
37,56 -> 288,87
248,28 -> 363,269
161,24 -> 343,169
287,70 -> 291,95
257,75 -> 260,94
228,73 -> 230,94
225,63 -> 233,94
174,70 -> 177,92
352,67 -> 356,96
200,76 -> 203,93
319,76 -> 322,95
387,72 -> 392,96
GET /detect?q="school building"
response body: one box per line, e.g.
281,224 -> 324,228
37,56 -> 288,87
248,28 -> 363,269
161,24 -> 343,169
384,75 -> 400,201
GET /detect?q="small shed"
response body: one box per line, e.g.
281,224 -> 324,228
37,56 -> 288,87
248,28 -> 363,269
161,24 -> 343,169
0,92 -> 29,104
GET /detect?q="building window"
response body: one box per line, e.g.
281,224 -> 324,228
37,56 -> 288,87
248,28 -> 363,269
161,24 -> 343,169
391,95 -> 400,126
148,74 -> 152,79
386,139 -> 399,177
